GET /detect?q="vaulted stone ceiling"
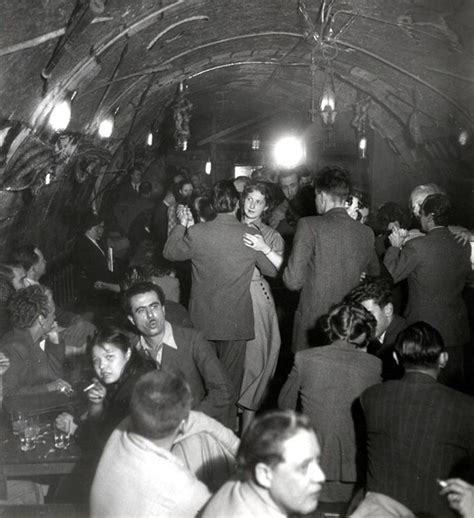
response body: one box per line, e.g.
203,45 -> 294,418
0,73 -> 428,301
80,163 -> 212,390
2,0 -> 473,152
0,0 -> 473,256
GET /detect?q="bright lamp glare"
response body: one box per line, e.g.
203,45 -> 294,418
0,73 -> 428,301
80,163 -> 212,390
147,132 -> 153,146
205,160 -> 212,175
49,99 -> 71,131
98,118 -> 114,138
359,137 -> 367,150
273,136 -> 305,169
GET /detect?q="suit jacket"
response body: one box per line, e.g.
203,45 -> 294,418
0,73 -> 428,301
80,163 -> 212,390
134,324 -> 233,425
73,234 -> 111,285
163,214 -> 277,341
278,340 -> 381,483
361,372 -> 474,517
151,201 -> 169,256
283,208 -> 380,350
0,328 -> 64,396
384,227 -> 471,347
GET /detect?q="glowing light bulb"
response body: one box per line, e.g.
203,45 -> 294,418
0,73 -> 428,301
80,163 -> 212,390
205,160 -> 212,175
98,117 -> 114,138
147,132 -> 153,146
49,99 -> 71,131
273,136 -> 305,169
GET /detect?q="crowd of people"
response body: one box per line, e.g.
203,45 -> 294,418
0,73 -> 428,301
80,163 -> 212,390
0,163 -> 473,517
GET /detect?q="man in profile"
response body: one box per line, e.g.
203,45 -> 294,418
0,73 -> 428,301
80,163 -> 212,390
202,409 -> 325,517
384,194 -> 471,388
90,369 -> 211,518
361,322 -> 474,518
345,277 -> 406,380
283,166 -> 379,351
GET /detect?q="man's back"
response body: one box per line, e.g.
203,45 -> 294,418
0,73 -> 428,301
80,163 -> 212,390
361,372 -> 474,517
384,227 -> 471,347
284,208 -> 379,350
164,213 -> 275,340
90,419 -> 210,518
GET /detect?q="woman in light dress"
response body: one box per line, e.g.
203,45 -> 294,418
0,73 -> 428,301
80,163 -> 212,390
240,181 -> 284,430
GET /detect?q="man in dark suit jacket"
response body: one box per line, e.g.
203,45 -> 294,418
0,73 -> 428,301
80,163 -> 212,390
163,180 -> 277,403
124,281 -> 234,426
361,322 -> 474,518
384,194 -> 471,388
345,277 -> 407,380
283,166 -> 379,351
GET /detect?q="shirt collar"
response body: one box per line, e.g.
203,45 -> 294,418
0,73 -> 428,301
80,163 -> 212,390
139,321 -> 178,352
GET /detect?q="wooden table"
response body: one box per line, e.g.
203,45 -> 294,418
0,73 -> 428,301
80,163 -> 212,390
0,410 -> 81,500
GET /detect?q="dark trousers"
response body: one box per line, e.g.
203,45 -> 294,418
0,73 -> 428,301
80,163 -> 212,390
212,340 -> 246,406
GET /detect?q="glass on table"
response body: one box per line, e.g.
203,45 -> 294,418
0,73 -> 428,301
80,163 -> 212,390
54,423 -> 71,449
11,411 -> 27,436
19,416 -> 39,452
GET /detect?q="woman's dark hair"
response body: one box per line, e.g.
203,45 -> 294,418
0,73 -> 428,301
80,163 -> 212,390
394,321 -> 445,368
92,326 -> 132,355
212,180 -> 239,213
237,410 -> 314,482
370,202 -> 410,235
322,302 -> 376,348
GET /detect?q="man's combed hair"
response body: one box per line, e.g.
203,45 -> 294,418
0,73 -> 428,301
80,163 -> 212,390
345,277 -> 393,308
394,321 -> 445,369
8,284 -> 51,329
130,369 -> 192,440
212,180 -> 239,213
237,410 -> 313,482
9,244 -> 39,272
122,281 -> 166,315
314,166 -> 351,200
421,193 -> 451,227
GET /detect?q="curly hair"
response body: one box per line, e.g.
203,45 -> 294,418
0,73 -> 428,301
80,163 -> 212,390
345,277 -> 393,308
8,284 -> 52,329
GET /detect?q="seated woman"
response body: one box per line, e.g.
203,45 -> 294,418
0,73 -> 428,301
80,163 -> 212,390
278,303 -> 382,506
56,326 -> 154,449
0,285 -> 72,398
53,326 -> 154,502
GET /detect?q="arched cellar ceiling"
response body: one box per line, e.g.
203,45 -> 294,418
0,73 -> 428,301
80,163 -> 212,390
1,0 -> 473,151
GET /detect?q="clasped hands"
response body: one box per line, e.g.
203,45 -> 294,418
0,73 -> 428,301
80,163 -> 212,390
177,205 -> 194,228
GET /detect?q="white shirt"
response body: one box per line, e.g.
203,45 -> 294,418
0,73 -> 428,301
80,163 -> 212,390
138,321 -> 178,366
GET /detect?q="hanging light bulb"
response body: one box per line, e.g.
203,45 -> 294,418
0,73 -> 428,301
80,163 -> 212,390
147,131 -> 153,146
182,139 -> 188,151
48,90 -> 77,132
273,136 -> 305,169
319,67 -> 337,126
251,136 -> 260,150
205,159 -> 212,175
358,136 -> 367,158
458,129 -> 469,146
98,106 -> 119,139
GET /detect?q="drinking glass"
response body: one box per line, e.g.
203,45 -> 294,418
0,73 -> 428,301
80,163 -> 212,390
54,424 -> 70,449
11,411 -> 26,436
19,417 -> 37,451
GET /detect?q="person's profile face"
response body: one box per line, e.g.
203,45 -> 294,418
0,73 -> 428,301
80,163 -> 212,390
128,291 -> 166,338
131,170 -> 142,184
280,174 -> 299,201
11,266 -> 27,290
34,248 -> 47,279
361,299 -> 390,338
268,429 -> 325,515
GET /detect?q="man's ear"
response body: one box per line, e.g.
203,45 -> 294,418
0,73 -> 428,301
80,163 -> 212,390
392,350 -> 400,365
255,463 -> 273,489
384,303 -> 394,319
127,315 -> 135,326
438,351 -> 449,369
37,314 -> 45,328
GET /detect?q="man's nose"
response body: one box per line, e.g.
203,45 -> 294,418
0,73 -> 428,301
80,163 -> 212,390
309,462 -> 325,484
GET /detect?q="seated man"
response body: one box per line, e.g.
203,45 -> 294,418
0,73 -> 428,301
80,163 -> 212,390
202,410 -> 325,518
90,369 -> 211,518
10,244 -> 95,349
0,285 -> 72,397
345,277 -> 406,380
361,322 -> 474,518
123,282 -> 233,426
